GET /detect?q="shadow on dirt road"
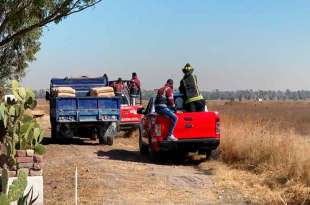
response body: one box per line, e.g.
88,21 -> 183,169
96,149 -> 149,163
96,148 -> 209,167
42,137 -> 99,146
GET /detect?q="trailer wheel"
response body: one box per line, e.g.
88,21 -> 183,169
138,126 -> 148,155
98,135 -> 107,144
51,120 -> 58,139
98,122 -> 117,145
107,136 -> 113,146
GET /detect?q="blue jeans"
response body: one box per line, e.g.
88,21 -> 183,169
156,106 -> 177,136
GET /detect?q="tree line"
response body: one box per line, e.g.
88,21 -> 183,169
33,89 -> 310,101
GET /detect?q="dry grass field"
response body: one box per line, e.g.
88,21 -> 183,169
34,99 -> 310,204
208,101 -> 310,204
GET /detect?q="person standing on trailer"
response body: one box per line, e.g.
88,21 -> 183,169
128,72 -> 141,105
112,77 -> 125,96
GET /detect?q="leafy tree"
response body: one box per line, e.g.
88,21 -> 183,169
0,0 -> 102,87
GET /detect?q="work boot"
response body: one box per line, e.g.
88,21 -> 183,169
167,135 -> 178,141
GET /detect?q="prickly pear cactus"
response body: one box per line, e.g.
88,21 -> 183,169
0,169 -> 28,204
1,168 -> 9,193
0,80 -> 45,168
0,194 -> 10,205
7,171 -> 27,202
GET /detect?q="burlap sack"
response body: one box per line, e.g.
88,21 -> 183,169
96,92 -> 115,97
57,93 -> 76,97
53,87 -> 76,94
90,91 -> 115,97
90,87 -> 114,95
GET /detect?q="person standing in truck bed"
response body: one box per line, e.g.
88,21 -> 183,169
179,63 -> 205,112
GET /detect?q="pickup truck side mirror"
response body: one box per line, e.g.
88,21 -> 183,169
45,91 -> 50,101
137,108 -> 145,115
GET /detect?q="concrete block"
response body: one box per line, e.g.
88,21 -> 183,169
17,162 -> 34,169
29,169 -> 43,176
33,155 -> 43,163
26,149 -> 34,157
33,163 -> 43,170
16,150 -> 26,157
16,156 -> 33,163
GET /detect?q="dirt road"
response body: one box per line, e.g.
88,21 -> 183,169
42,133 -> 250,205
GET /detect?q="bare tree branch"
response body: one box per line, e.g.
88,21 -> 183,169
0,0 -> 102,47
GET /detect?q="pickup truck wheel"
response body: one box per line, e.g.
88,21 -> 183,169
138,127 -> 148,155
205,149 -> 219,160
148,138 -> 159,162
205,150 -> 212,160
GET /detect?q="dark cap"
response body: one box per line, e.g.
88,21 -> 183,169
167,79 -> 173,85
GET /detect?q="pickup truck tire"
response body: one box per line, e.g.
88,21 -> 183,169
205,149 -> 219,160
138,126 -> 148,155
148,137 -> 159,162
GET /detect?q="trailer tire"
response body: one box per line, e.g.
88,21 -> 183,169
107,136 -> 113,146
51,120 -> 58,139
98,122 -> 117,145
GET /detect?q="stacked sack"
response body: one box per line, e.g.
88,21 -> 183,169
53,87 -> 76,97
90,87 -> 115,97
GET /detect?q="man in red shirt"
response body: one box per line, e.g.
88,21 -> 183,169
112,77 -> 125,96
129,72 -> 141,95
155,79 -> 178,141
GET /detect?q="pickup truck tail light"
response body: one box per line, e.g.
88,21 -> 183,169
215,112 -> 220,135
216,120 -> 220,135
155,124 -> 161,137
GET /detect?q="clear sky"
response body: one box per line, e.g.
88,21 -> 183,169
23,0 -> 310,90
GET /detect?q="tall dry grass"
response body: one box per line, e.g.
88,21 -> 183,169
209,101 -> 310,204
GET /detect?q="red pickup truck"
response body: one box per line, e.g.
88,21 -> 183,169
138,94 -> 220,160
109,80 -> 144,130
119,94 -> 143,130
